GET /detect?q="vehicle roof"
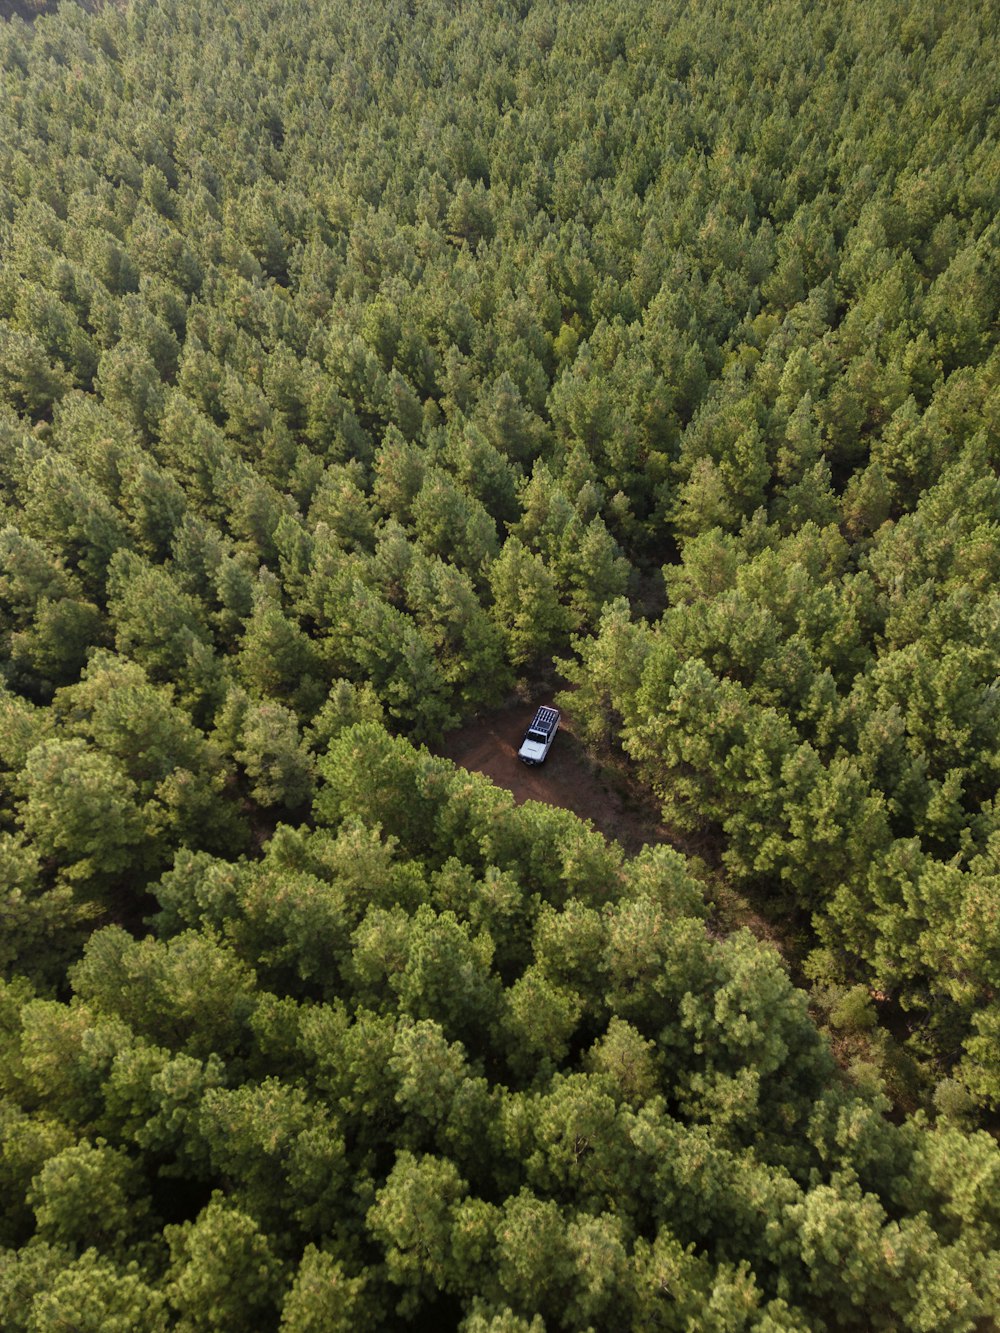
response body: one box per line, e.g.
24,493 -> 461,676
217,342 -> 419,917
529,706 -> 560,732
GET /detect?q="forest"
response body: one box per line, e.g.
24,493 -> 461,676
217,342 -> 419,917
0,0 -> 999,1327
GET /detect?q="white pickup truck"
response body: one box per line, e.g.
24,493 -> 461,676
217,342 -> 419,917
517,705 -> 561,765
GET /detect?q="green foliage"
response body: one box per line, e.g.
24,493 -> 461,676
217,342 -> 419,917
0,833 -> 99,988
368,1151 -> 470,1312
0,0 -> 999,1325
489,536 -> 572,667
199,1079 -> 346,1236
16,738 -> 149,891
237,586 -> 327,720
70,927 -> 258,1061
219,688 -> 314,811
279,1247 -> 374,1333
165,1196 -> 286,1333
1,1246 -> 170,1333
54,651 -> 244,857
28,1139 -> 148,1255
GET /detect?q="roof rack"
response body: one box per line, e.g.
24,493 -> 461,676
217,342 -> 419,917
532,706 -> 560,732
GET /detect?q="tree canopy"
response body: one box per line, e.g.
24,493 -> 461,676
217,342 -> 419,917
1,0 -> 999,1325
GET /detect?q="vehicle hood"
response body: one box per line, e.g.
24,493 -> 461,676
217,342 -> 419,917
518,739 -> 547,761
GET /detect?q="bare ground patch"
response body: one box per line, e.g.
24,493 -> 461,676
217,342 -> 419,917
434,693 -> 806,963
435,694 -> 686,859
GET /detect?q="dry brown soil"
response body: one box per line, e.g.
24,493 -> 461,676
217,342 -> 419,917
434,695 -> 682,858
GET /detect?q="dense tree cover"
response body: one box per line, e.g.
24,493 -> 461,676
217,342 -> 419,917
1,0 -> 999,1324
2,730 -> 999,1329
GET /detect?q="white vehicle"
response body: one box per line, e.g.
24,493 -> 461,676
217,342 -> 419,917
517,705 -> 561,765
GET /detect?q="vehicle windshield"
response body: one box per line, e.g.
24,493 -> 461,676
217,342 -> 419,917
526,730 -> 547,743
